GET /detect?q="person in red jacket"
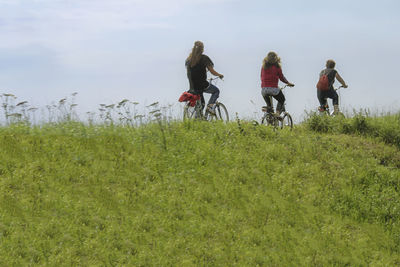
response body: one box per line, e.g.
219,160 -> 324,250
261,51 -> 294,114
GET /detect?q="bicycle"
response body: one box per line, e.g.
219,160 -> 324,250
260,85 -> 293,129
182,77 -> 229,122
318,85 -> 345,117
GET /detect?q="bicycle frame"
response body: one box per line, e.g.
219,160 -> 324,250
182,77 -> 229,121
260,85 -> 293,129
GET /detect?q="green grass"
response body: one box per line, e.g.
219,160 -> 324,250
0,116 -> 400,266
305,111 -> 400,148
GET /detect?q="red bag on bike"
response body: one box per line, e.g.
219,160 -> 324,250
178,91 -> 190,102
178,91 -> 201,107
316,74 -> 330,91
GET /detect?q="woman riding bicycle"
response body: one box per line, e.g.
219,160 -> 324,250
186,41 -> 224,114
261,51 -> 294,115
317,59 -> 348,114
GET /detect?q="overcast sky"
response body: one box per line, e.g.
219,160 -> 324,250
0,0 -> 399,122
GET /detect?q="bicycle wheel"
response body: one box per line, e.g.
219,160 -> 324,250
205,110 -> 218,121
205,102 -> 229,122
330,110 -> 345,118
183,102 -> 202,120
183,103 -> 195,119
279,112 -> 293,129
261,113 -> 278,127
214,102 -> 229,122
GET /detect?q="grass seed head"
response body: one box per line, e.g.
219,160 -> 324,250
118,99 -> 129,106
7,113 -> 22,118
16,101 -> 28,106
147,102 -> 159,107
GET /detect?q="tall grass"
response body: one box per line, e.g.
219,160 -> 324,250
0,115 -> 399,265
0,93 -> 178,126
305,111 -> 400,148
1,94 -> 400,265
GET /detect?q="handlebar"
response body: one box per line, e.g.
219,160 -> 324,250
209,77 -> 223,85
209,77 -> 222,82
334,85 -> 344,91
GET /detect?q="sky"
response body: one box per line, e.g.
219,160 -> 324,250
0,0 -> 399,122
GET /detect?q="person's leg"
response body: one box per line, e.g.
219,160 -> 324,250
200,94 -> 205,111
329,89 -> 339,106
261,88 -> 274,112
317,90 -> 328,111
326,89 -> 339,114
203,84 -> 220,105
274,91 -> 286,114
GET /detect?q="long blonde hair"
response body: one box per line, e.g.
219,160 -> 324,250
187,41 -> 204,67
263,51 -> 281,69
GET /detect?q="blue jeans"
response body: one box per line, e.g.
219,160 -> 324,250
204,83 -> 220,105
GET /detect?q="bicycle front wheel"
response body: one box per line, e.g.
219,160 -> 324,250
215,102 -> 229,122
279,112 -> 293,129
330,111 -> 345,118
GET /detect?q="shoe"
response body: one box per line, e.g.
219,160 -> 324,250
333,105 -> 340,115
318,105 -> 328,112
275,109 -> 282,116
206,104 -> 216,115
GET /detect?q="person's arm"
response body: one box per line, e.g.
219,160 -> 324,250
207,65 -> 224,79
278,68 -> 294,87
336,73 -> 347,88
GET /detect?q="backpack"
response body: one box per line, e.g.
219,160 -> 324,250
316,72 -> 330,91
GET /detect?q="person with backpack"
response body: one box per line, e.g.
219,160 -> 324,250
317,59 -> 348,114
185,41 -> 224,114
261,51 -> 295,115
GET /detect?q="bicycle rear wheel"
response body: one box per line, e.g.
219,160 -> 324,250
183,104 -> 194,120
261,113 -> 278,128
279,112 -> 293,129
183,102 -> 201,120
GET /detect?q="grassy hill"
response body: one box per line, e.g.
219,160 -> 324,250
0,114 -> 399,266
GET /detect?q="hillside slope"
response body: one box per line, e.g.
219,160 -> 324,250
0,119 -> 399,266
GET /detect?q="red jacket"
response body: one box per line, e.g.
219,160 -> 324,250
261,65 -> 288,88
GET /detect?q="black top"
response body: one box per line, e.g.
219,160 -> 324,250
186,55 -> 214,94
